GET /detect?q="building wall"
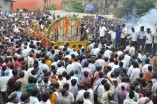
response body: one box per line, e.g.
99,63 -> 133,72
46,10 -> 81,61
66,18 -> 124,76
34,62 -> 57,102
0,0 -> 12,12
13,0 -> 63,11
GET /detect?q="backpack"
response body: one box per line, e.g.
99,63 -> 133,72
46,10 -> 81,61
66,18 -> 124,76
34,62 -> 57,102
153,56 -> 157,66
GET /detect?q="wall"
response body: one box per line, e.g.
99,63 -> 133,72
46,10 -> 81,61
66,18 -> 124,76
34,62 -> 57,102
0,0 -> 12,12
13,0 -> 63,11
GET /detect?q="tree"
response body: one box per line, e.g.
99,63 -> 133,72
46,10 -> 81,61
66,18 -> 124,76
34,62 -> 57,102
122,0 -> 156,15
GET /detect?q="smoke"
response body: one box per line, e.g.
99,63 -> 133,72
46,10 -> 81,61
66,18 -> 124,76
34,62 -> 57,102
126,9 -> 157,34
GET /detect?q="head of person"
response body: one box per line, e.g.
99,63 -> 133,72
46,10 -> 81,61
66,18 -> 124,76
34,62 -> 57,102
84,71 -> 89,78
20,92 -> 30,103
14,81 -> 22,91
107,93 -> 114,101
31,87 -> 38,97
63,83 -> 69,90
131,27 -> 135,32
104,83 -> 110,91
84,92 -> 90,99
147,28 -> 151,33
122,24 -> 125,28
61,88 -> 69,97
8,92 -> 18,103
84,61 -> 89,68
145,90 -> 153,99
99,71 -> 104,78
28,76 -> 35,84
129,91 -> 135,99
41,91 -> 50,102
71,79 -> 77,86
148,66 -> 152,72
12,69 -> 18,76
140,26 -> 144,31
19,71 -> 25,78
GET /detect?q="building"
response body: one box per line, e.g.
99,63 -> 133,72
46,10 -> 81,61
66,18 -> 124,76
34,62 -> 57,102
0,0 -> 13,12
13,0 -> 63,11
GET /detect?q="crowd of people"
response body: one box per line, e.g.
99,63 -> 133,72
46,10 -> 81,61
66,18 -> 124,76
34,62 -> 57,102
0,9 -> 157,104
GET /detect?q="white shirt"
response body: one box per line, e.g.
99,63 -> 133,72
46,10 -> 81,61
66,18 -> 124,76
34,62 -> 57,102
146,33 -> 153,44
0,76 -> 10,92
130,68 -> 140,81
99,26 -> 107,37
117,51 -> 123,57
57,67 -> 66,75
129,46 -> 135,56
104,50 -> 112,59
142,64 -> 150,73
30,96 -> 39,104
137,97 -> 153,104
108,31 -> 116,41
124,54 -> 131,66
91,48 -> 100,56
124,99 -> 138,104
95,59 -> 105,70
76,89 -> 85,102
138,31 -> 146,39
86,89 -> 94,104
121,27 -> 127,38
127,65 -> 134,76
131,31 -> 138,41
83,99 -> 92,104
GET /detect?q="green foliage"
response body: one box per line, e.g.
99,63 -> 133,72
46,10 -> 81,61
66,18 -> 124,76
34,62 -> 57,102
34,8 -> 41,13
68,1 -> 82,12
47,4 -> 56,10
122,0 -> 156,15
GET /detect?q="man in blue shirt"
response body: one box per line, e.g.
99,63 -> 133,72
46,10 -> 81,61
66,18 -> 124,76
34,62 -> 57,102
115,25 -> 121,46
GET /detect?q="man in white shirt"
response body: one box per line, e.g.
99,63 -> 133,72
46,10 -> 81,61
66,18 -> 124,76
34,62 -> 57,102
121,24 -> 127,46
124,51 -> 131,69
76,84 -> 85,103
108,28 -> 116,48
124,91 -> 138,104
129,43 -> 135,56
130,62 -> 140,81
153,29 -> 157,55
130,27 -> 138,49
145,28 -> 153,53
90,45 -> 100,57
142,59 -> 150,73
138,26 -> 146,50
137,90 -> 153,104
83,92 -> 92,104
99,24 -> 107,42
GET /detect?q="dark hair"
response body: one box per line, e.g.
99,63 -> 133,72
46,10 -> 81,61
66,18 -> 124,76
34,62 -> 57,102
84,92 -> 90,99
71,79 -> 77,86
148,66 -> 152,72
119,62 -> 123,67
20,92 -> 30,102
104,83 -> 110,91
12,69 -> 18,76
84,61 -> 89,67
61,88 -> 67,96
70,70 -> 74,76
28,76 -> 35,83
129,91 -> 134,99
31,88 -> 38,96
41,91 -> 50,102
84,71 -> 89,78
43,76 -> 49,83
66,74 -> 71,80
107,93 -> 114,101
63,83 -> 69,90
14,81 -> 22,91
99,72 -> 103,78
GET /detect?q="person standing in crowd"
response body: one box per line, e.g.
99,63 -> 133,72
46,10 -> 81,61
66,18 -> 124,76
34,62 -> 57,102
99,24 -> 107,42
130,27 -> 138,49
115,25 -> 121,46
121,24 -> 128,46
138,26 -> 146,51
145,28 -> 153,53
153,29 -> 157,55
